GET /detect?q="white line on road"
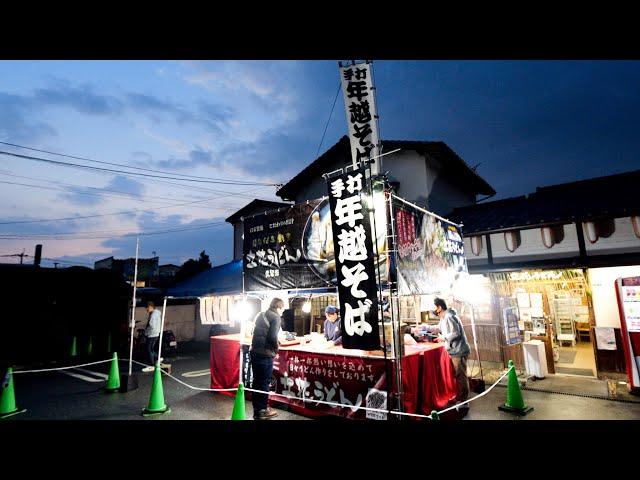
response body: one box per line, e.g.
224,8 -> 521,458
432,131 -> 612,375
182,369 -> 210,378
74,367 -> 109,379
59,370 -> 104,383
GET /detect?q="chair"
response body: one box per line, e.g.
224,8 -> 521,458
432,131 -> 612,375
576,322 -> 591,342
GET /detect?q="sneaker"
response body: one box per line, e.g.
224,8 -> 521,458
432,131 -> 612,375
253,408 -> 278,420
142,366 -> 154,372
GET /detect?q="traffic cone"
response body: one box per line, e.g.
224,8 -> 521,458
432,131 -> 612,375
430,410 -> 439,420
0,368 -> 27,419
142,365 -> 170,416
498,360 -> 533,415
103,352 -> 120,393
70,336 -> 77,357
231,383 -> 246,420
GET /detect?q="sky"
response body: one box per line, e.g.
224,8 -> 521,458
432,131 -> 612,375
1,60 -> 639,269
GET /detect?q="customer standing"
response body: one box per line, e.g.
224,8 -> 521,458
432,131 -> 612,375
142,301 -> 162,373
422,298 -> 471,414
250,297 -> 284,420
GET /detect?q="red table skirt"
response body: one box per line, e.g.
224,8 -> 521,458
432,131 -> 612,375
210,335 -> 240,397
420,345 -> 458,413
210,335 -> 458,417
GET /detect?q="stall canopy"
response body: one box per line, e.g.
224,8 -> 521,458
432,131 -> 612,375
166,260 -> 242,297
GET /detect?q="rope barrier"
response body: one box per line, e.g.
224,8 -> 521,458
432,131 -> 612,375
8,356 -> 515,419
12,359 -> 113,374
124,358 -> 238,392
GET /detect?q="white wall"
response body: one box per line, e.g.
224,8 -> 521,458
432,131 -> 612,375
464,235 -> 489,267
388,151 -> 429,207
585,217 -> 640,256
589,265 -> 640,328
135,304 -> 197,342
490,224 -> 580,264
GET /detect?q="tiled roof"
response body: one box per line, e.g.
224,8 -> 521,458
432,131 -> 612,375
225,199 -> 292,224
448,169 -> 640,235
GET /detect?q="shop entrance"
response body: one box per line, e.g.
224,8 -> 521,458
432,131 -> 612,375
490,269 -> 598,378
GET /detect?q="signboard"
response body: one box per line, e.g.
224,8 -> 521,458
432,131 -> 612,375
327,169 -> 381,350
621,286 -> 640,332
394,201 -> 467,296
273,349 -> 389,419
243,200 -> 335,291
339,61 -> 380,173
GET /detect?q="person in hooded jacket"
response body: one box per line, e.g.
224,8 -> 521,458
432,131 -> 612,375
417,297 -> 471,414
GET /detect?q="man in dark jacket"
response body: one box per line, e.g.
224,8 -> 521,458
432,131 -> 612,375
323,305 -> 342,346
250,297 -> 284,420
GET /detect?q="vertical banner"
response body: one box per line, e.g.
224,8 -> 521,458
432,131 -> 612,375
339,61 -> 380,174
327,168 -> 381,350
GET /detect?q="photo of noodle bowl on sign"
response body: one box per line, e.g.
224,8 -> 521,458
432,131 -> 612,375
394,201 -> 467,296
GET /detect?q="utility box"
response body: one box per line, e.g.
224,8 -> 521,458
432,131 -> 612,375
523,340 -> 548,379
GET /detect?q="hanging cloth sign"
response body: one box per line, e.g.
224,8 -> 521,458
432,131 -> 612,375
327,168 -> 381,350
339,61 -> 381,173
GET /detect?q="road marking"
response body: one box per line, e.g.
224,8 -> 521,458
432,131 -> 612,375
74,368 -> 109,380
59,370 -> 104,383
182,369 -> 211,378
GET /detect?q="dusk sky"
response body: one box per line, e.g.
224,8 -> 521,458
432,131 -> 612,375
1,60 -> 639,269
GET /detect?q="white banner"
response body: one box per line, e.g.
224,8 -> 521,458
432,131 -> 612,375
339,61 -> 380,174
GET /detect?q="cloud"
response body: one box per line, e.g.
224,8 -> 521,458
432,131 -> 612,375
152,148 -> 218,170
105,175 -> 145,197
0,92 -> 57,142
33,83 -> 124,115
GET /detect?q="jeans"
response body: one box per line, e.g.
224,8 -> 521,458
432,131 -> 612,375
250,351 -> 274,413
451,355 -> 470,403
147,336 -> 159,366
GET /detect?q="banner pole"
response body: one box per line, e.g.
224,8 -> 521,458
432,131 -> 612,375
157,296 -> 168,366
128,236 -> 139,376
386,187 -> 404,417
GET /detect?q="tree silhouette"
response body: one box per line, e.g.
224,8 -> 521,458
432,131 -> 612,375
174,250 -> 212,284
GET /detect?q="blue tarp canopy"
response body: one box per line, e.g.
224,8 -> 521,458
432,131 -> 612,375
166,260 -> 243,298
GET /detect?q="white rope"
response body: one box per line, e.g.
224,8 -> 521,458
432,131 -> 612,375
12,359 -> 113,374
429,365 -> 514,418
124,358 -> 237,392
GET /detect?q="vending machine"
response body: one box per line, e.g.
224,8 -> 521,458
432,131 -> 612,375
615,276 -> 640,394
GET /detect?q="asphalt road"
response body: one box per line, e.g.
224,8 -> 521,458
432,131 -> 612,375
7,351 -> 307,421
6,350 -> 640,421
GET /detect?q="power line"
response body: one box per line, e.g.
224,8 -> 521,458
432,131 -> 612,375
0,186 -> 247,225
0,140 -> 282,186
0,170 -> 258,205
0,150 -> 279,186
0,175 -> 248,212
315,81 -> 342,159
0,220 -> 228,240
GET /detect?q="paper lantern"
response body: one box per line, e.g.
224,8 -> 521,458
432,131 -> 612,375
632,216 -> 640,239
504,231 -> 521,253
470,235 -> 483,256
584,221 -> 598,243
541,226 -> 555,248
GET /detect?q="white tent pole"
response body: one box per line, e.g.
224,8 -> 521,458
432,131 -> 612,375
158,296 -> 168,366
128,236 -> 139,376
468,301 -> 483,379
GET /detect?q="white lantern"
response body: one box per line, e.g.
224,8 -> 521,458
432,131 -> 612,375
632,216 -> 640,239
541,226 -> 555,248
584,221 -> 598,243
504,231 -> 520,253
470,235 -> 483,256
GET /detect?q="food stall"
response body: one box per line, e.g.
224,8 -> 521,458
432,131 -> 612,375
208,171 -> 475,419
